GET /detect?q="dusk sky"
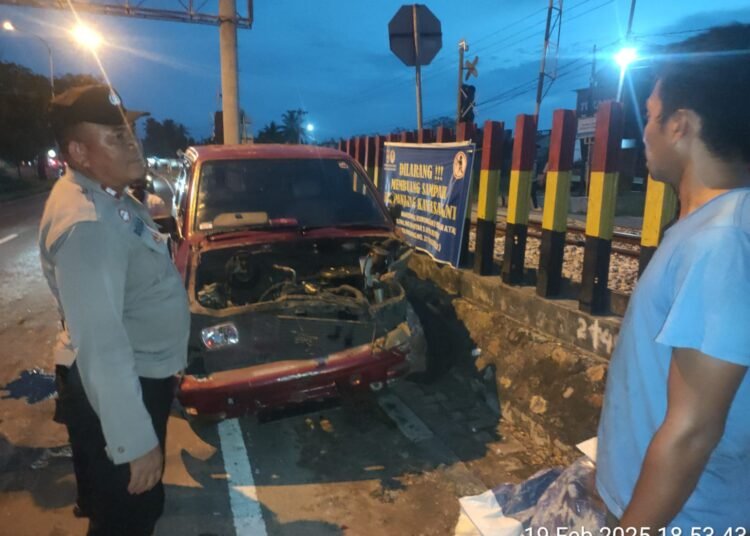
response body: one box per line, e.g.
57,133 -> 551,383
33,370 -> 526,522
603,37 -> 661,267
2,0 -> 750,142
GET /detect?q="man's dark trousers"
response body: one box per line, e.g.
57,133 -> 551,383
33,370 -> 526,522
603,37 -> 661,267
55,363 -> 174,536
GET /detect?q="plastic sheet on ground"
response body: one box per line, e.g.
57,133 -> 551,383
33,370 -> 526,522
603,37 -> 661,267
455,457 -> 607,535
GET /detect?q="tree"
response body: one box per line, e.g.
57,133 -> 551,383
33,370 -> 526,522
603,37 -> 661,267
256,121 -> 285,144
281,108 -> 307,144
426,116 -> 455,129
0,62 -> 100,165
141,117 -> 195,157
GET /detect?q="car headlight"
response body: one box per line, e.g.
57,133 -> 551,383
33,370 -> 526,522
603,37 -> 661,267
201,323 -> 239,350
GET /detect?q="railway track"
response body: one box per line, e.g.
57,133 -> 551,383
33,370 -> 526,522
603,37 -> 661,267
471,218 -> 642,259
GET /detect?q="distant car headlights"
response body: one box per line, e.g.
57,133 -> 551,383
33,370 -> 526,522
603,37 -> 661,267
201,323 -> 239,350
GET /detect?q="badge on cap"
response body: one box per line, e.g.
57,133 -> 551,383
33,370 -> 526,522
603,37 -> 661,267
118,208 -> 131,222
109,91 -> 121,106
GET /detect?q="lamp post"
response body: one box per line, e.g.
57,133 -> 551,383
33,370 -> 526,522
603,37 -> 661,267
304,123 -> 315,144
71,23 -> 103,52
2,20 -> 55,97
615,46 -> 637,102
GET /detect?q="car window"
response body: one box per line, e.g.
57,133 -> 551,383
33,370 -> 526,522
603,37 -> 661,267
194,158 -> 388,230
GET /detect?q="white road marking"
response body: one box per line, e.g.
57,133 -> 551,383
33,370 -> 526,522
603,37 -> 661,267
0,233 -> 18,246
378,392 -> 434,443
217,418 -> 267,536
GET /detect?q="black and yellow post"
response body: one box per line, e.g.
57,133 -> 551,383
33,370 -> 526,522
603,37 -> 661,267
501,114 -> 537,285
474,121 -> 505,275
537,109 -> 577,297
639,175 -> 677,275
579,101 -> 624,314
346,138 -> 355,158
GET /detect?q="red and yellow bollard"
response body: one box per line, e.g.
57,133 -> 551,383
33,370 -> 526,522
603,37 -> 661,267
435,126 -> 454,143
418,128 -> 434,144
474,121 -> 505,275
579,101 -> 624,314
537,109 -> 577,297
502,114 -> 537,285
639,175 -> 677,274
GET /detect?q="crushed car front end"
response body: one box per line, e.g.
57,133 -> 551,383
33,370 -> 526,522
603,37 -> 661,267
177,231 -> 424,419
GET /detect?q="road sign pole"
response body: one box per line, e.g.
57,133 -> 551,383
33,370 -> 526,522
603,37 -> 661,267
412,4 -> 423,131
389,4 -> 441,131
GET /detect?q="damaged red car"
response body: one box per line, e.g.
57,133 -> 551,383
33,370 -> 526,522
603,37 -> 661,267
172,144 -> 423,419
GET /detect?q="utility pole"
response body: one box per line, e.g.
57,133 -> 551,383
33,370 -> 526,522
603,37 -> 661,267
626,0 -> 637,40
456,39 -> 467,133
219,0 -> 240,145
616,0 -> 637,102
534,0 -> 563,123
584,44 -> 597,197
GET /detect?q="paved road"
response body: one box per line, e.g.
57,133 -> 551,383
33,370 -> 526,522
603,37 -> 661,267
0,193 -> 538,536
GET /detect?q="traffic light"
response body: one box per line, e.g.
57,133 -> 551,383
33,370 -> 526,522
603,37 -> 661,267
460,84 -> 475,122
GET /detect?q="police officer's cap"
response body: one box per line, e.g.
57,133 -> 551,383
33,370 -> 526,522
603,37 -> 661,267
49,84 -> 149,133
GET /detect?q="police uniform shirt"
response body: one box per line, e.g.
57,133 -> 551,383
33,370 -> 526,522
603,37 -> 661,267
39,168 -> 190,464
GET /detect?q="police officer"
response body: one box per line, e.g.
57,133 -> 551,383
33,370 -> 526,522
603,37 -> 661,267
39,84 -> 190,535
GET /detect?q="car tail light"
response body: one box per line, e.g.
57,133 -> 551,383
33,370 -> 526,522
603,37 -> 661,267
201,323 -> 239,351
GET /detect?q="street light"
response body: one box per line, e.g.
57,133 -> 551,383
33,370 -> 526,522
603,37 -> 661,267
615,47 -> 638,69
305,123 -> 315,133
72,23 -> 103,51
615,46 -> 638,102
2,19 -> 54,97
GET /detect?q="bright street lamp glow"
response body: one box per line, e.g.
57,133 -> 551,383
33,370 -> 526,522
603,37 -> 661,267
305,123 -> 315,132
615,47 -> 638,69
2,20 -> 15,31
47,149 -> 57,158
72,24 -> 102,50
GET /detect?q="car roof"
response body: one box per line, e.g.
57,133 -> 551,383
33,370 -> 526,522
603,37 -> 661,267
184,144 -> 349,164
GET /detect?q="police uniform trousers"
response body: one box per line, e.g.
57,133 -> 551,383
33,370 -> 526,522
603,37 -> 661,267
55,362 -> 175,536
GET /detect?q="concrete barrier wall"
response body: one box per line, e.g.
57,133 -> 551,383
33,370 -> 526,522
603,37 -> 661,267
407,253 -> 622,463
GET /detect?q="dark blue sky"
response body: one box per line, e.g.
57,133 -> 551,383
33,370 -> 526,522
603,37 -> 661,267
2,0 -> 750,142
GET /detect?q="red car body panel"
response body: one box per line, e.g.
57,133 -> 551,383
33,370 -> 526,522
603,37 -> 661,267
173,144 -> 413,417
179,343 -> 409,418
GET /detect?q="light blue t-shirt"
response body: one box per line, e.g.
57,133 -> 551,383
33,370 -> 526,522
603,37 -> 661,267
596,188 -> 750,529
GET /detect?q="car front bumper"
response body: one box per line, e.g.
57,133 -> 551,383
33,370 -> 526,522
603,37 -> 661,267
177,321 -> 412,418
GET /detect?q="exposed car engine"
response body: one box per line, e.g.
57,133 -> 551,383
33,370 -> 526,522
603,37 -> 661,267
195,237 -> 412,311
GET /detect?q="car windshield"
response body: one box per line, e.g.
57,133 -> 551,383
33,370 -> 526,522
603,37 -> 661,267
195,158 -> 389,232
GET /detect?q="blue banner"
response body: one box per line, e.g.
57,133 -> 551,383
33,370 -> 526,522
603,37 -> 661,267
382,142 -> 476,267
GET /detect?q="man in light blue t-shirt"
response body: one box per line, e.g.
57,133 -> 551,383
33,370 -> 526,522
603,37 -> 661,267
596,25 -> 750,529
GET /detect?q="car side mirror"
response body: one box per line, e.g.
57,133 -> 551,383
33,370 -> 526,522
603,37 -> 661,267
388,203 -> 403,221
